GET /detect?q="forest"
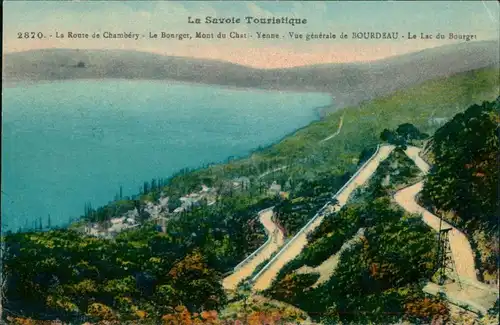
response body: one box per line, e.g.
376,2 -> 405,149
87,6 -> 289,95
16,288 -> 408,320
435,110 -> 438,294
2,193 -> 280,324
422,96 -> 500,284
263,144 -> 443,324
265,196 -> 443,324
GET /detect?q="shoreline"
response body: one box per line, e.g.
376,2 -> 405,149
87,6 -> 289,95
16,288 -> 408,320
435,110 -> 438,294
3,111 -> 324,234
1,90 -> 335,234
1,76 -> 335,96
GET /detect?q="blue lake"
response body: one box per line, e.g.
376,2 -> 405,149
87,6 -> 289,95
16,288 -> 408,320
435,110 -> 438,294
1,80 -> 332,232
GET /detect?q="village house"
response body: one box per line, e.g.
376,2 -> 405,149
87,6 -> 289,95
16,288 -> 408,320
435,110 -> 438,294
172,184 -> 218,213
268,181 -> 282,195
232,176 -> 251,190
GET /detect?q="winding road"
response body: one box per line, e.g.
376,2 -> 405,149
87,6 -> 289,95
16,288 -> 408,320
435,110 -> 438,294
257,166 -> 289,180
319,114 -> 344,143
225,144 -> 497,314
251,145 -> 395,291
395,146 -> 478,281
222,209 -> 285,290
224,116 -> 348,291
395,146 -> 498,314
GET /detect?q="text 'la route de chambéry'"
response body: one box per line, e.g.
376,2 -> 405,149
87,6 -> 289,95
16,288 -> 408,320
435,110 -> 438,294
44,29 -> 478,43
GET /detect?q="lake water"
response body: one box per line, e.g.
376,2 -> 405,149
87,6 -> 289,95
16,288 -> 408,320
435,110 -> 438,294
1,80 -> 332,232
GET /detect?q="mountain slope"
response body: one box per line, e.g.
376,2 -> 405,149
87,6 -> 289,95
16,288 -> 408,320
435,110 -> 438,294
2,66 -> 499,325
3,41 -> 499,110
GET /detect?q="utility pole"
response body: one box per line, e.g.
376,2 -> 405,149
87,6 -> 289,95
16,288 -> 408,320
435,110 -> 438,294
436,219 -> 462,288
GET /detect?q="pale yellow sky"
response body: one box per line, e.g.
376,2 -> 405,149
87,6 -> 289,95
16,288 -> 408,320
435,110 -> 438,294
3,1 -> 499,68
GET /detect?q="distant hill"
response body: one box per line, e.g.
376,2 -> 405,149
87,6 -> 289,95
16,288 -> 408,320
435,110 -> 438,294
3,41 -> 499,110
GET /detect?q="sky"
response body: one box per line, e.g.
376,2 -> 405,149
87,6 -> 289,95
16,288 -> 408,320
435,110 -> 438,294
3,0 -> 499,68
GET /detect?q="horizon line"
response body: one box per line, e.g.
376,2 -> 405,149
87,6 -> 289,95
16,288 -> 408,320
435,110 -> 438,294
4,39 -> 498,70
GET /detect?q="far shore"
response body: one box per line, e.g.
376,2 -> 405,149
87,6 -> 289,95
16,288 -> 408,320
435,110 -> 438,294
2,77 -> 337,115
1,76 -> 333,95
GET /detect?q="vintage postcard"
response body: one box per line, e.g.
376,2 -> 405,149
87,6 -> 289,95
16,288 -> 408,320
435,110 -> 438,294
1,1 -> 499,324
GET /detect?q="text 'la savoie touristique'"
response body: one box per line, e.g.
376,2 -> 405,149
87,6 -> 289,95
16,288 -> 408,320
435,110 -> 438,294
188,16 -> 308,26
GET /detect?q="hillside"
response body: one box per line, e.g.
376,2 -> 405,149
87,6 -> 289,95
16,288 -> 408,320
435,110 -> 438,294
3,41 -> 499,110
203,66 -> 500,185
263,99 -> 500,324
422,97 -> 499,284
2,66 -> 499,324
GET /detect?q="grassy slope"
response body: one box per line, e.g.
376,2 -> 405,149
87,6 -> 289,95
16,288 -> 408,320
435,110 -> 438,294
197,67 -> 499,185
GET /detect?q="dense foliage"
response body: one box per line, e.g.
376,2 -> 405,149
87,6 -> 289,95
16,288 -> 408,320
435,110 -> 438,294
422,97 -> 499,283
2,194 -> 283,323
380,123 -> 429,146
273,172 -> 348,237
273,148 -> 423,282
266,197 -> 442,324
422,97 -> 499,229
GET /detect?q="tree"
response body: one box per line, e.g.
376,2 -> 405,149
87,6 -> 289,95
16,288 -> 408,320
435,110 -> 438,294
381,123 -> 428,146
396,123 -> 427,141
422,98 -> 499,228
380,128 -> 395,143
87,302 -> 115,321
264,273 -> 318,306
404,297 -> 449,324
167,250 -> 226,312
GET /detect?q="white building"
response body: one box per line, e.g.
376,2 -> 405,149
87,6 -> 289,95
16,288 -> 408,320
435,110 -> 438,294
110,217 -> 125,225
232,177 -> 251,189
173,207 -> 185,213
268,181 -> 282,195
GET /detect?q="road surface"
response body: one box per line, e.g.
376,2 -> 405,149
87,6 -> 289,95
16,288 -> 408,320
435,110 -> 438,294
394,146 -> 477,281
319,114 -> 344,143
252,145 -> 395,291
423,281 -> 496,315
395,146 -> 498,313
222,209 -> 284,290
257,166 -> 289,179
